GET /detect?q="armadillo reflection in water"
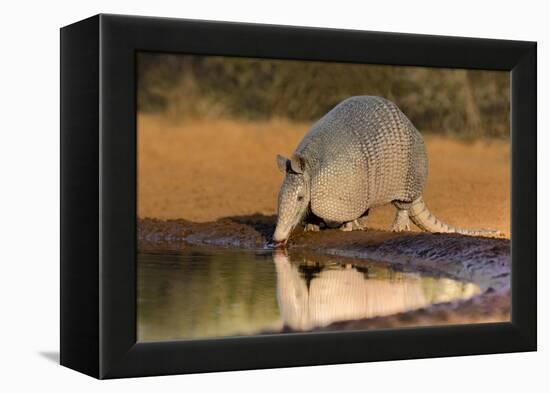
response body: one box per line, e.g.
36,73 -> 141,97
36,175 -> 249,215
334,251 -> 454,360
273,251 -> 480,331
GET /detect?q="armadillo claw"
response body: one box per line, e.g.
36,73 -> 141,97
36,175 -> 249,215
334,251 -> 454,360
340,222 -> 353,232
391,209 -> 411,232
391,223 -> 410,232
303,223 -> 320,232
351,219 -> 367,231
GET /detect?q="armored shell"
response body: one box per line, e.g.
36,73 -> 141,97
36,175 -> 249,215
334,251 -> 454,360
295,96 -> 428,222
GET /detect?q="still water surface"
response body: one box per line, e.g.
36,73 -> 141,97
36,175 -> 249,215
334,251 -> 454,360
138,248 -> 479,341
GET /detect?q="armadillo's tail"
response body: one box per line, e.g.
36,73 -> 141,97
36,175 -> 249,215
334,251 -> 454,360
409,197 -> 501,237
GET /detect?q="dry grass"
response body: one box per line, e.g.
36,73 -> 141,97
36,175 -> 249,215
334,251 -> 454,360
138,54 -> 510,138
138,114 -> 510,237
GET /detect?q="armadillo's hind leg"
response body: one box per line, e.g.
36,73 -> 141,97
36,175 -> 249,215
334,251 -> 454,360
391,210 -> 411,232
391,201 -> 411,232
340,222 -> 354,232
351,209 -> 370,230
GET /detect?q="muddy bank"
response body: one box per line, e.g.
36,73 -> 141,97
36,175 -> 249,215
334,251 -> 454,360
138,214 -> 276,250
138,215 -> 510,329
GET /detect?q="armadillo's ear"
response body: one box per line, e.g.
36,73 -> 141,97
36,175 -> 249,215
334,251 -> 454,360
276,154 -> 288,173
290,155 -> 305,174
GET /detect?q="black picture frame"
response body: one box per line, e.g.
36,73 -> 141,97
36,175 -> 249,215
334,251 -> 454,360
60,14 -> 536,379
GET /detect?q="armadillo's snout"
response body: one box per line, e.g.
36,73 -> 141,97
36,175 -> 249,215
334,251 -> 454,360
271,229 -> 289,248
273,167 -> 308,248
272,239 -> 288,249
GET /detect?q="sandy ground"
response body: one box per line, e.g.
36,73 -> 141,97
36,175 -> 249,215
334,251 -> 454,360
138,114 -> 510,237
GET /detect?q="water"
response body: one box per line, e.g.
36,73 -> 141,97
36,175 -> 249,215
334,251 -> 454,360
138,248 -> 480,341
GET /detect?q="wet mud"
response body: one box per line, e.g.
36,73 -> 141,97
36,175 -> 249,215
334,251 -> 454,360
138,214 -> 510,330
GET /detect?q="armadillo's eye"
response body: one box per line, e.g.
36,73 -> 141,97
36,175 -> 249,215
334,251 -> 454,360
297,195 -> 304,201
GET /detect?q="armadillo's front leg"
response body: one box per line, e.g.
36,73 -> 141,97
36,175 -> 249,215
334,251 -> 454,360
303,223 -> 320,232
324,220 -> 353,231
391,208 -> 411,232
326,220 -> 359,232
340,219 -> 366,231
340,210 -> 370,232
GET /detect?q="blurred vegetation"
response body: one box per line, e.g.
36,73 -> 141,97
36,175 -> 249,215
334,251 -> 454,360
138,53 -> 510,139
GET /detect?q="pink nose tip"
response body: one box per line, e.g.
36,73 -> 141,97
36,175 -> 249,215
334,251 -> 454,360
270,237 -> 288,248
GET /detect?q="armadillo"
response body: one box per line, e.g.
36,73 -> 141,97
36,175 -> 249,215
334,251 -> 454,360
272,95 -> 499,245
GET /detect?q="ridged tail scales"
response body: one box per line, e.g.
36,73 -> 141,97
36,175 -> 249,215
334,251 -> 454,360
409,197 -> 501,237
